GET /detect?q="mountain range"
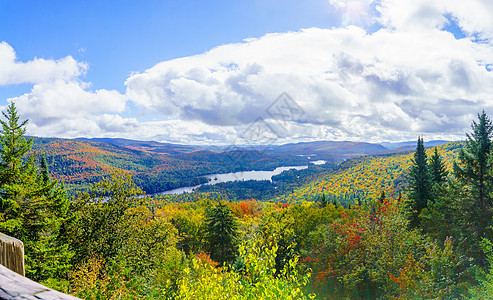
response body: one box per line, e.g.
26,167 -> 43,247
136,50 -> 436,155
28,137 -> 451,194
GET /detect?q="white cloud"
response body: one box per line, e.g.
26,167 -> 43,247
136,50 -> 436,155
376,0 -> 493,39
125,24 -> 493,142
4,0 -> 493,144
0,42 -> 87,85
9,80 -> 127,137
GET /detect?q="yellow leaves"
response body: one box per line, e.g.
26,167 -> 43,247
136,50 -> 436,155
283,143 -> 461,204
171,234 -> 314,300
70,254 -> 105,292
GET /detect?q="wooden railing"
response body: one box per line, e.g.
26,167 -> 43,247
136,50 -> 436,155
0,232 -> 25,276
0,233 -> 81,300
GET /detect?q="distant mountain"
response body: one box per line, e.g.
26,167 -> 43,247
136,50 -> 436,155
277,141 -> 463,204
29,137 -> 451,195
380,140 -> 450,150
273,141 -> 388,156
76,137 -> 211,154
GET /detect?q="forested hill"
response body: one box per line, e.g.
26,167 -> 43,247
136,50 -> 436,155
30,137 -> 230,194
276,141 -> 464,205
29,136 -> 451,195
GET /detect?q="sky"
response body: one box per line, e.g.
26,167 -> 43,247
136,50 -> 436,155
1,0 -> 493,145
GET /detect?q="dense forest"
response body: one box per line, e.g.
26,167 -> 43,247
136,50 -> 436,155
4,102 -> 493,299
28,133 -> 411,196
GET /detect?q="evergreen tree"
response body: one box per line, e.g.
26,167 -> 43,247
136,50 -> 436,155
0,103 -> 38,237
407,136 -> 433,228
429,147 -> 448,185
205,202 -> 238,266
454,111 -> 493,212
0,103 -> 32,188
39,153 -> 50,184
0,103 -> 71,281
453,111 -> 493,265
320,194 -> 327,208
379,191 -> 386,203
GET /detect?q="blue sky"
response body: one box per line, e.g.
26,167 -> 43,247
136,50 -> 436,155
1,0 -> 337,96
1,0 -> 492,144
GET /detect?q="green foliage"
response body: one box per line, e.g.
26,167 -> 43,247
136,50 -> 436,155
69,169 -> 145,264
39,153 -> 50,184
304,199 -> 464,299
0,103 -> 72,282
452,111 -> 493,266
429,147 -> 448,185
320,193 -> 327,208
205,201 -> 239,266
454,111 -> 493,209
406,137 -> 433,228
468,238 -> 493,299
171,235 -> 315,299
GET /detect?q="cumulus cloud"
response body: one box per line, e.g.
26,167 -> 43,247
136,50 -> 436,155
125,23 -> 493,142
4,0 -> 493,144
0,42 -> 87,85
10,80 -> 127,135
376,0 -> 493,39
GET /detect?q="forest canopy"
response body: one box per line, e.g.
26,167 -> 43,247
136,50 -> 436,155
2,104 -> 493,299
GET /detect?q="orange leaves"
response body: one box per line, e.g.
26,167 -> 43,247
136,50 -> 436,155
230,199 -> 262,218
389,253 -> 422,292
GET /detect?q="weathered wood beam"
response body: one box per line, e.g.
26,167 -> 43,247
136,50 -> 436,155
0,232 -> 24,276
0,264 -> 82,299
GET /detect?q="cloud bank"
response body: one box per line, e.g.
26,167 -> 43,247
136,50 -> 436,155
2,0 -> 493,144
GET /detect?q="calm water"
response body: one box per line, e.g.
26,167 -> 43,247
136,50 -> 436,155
159,162 -> 325,195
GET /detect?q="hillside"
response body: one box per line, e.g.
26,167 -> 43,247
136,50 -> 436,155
276,141 -> 464,205
31,137 -> 226,193
30,137 -> 416,194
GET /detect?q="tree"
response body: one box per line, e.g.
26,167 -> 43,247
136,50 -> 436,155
454,111 -> 493,212
453,111 -> 493,266
0,103 -> 32,187
406,136 -> 433,228
0,102 -> 70,282
70,169 -> 146,264
429,147 -> 448,185
379,191 -> 386,203
39,154 -> 50,184
0,103 -> 34,235
205,201 -> 238,266
320,194 -> 327,208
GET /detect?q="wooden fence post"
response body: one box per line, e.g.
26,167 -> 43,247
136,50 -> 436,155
0,232 -> 25,276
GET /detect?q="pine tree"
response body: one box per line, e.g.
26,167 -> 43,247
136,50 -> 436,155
453,111 -> 493,266
320,194 -> 327,208
0,103 -> 70,281
205,201 -> 238,266
407,136 -> 433,228
0,103 -> 36,236
454,111 -> 493,211
39,153 -> 50,184
379,191 -> 386,203
429,148 -> 448,185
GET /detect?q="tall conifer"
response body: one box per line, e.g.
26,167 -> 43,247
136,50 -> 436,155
429,147 -> 448,185
454,111 -> 493,211
0,103 -> 71,281
407,136 -> 432,228
453,111 -> 493,265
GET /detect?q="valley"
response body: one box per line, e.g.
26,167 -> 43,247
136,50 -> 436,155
30,136 -> 450,197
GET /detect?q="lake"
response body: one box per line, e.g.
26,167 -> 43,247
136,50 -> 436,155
158,161 -> 325,195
